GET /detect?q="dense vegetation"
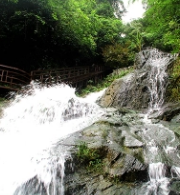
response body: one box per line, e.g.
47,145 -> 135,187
0,0 -> 131,71
128,0 -> 180,53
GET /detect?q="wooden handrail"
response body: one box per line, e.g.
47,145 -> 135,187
0,69 -> 30,81
0,64 -> 31,91
0,64 -> 107,91
0,64 -> 30,76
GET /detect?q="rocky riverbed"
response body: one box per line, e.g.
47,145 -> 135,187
52,106 -> 180,195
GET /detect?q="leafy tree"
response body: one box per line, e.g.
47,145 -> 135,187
102,42 -> 132,68
131,0 -> 180,53
122,19 -> 145,52
0,0 -> 126,70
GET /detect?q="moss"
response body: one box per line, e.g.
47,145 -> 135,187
0,98 -> 9,118
167,57 -> 180,102
101,129 -> 108,139
95,120 -> 121,127
76,142 -> 104,173
0,97 -> 6,104
109,175 -> 121,184
122,146 -> 144,164
132,148 -> 144,164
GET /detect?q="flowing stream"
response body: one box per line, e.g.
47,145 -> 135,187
135,49 -> 179,195
0,83 -> 105,195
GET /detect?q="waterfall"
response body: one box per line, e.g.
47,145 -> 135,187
0,82 -> 105,195
136,49 -> 179,195
147,163 -> 169,195
137,49 -> 176,114
148,60 -> 167,113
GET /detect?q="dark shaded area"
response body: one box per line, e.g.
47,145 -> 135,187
0,0 -> 127,72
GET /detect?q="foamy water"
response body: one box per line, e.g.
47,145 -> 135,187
0,82 -> 105,195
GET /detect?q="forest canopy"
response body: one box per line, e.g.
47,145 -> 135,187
0,0 -> 129,71
1,0 -> 179,72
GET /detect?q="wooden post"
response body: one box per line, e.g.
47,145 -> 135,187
1,70 -> 4,81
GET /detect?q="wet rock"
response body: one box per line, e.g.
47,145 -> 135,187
14,176 -> 48,195
169,179 -> 180,195
55,110 -> 149,195
65,173 -> 134,195
123,133 -> 144,148
97,68 -> 151,110
106,154 -> 148,182
97,73 -> 136,108
98,49 -> 175,111
150,103 -> 180,121
63,49 -> 179,195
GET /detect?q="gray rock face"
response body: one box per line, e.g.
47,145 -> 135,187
169,179 -> 180,195
54,110 -> 149,195
13,107 -> 180,195
98,49 -> 175,111
97,70 -> 150,110
148,103 -> 180,121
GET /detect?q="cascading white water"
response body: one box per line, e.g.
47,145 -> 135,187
147,163 -> 169,195
148,62 -> 167,113
0,82 -> 105,195
137,121 -> 178,195
149,163 -> 166,181
139,49 -> 175,114
137,49 -> 179,195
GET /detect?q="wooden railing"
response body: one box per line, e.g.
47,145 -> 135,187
0,64 -> 31,91
0,64 -> 107,91
30,65 -> 105,85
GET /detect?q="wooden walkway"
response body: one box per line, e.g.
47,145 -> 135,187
0,64 -> 107,91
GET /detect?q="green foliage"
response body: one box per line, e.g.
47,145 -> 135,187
0,97 -> 6,103
0,97 -> 7,110
169,88 -> 180,102
95,1 -> 114,17
132,0 -> 180,52
102,42 -> 134,68
96,18 -> 122,48
76,142 -> 103,172
0,0 -> 126,70
109,175 -> 121,184
122,19 -> 145,53
76,142 -> 99,162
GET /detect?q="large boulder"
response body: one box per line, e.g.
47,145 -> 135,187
97,71 -> 150,110
56,109 -> 149,195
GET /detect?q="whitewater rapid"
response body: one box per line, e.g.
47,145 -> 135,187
0,83 -> 105,195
